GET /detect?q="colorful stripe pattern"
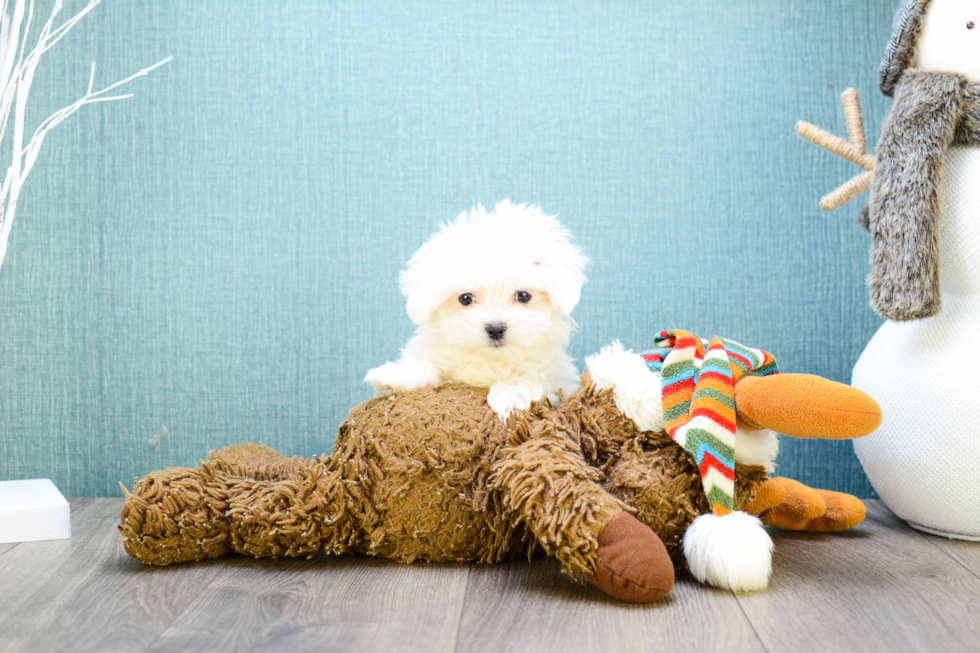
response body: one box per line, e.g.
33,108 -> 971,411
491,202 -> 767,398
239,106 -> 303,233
640,329 -> 779,515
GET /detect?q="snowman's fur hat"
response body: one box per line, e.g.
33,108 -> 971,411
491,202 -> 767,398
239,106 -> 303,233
879,0 -> 932,97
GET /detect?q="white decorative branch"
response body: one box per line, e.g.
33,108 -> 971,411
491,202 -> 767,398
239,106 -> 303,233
0,0 -> 170,273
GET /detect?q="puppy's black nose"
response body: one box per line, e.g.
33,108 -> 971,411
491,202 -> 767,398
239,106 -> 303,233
486,323 -> 507,341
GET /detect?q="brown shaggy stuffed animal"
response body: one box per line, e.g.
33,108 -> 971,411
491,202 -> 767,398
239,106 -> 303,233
119,370 -> 878,604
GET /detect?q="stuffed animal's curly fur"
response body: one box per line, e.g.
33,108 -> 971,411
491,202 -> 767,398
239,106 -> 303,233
119,371 -> 876,602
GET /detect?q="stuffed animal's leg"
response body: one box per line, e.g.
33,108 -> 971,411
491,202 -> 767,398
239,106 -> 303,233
120,443 -> 356,564
492,405 -> 674,603
742,477 -> 866,532
119,466 -> 231,565
604,437 -> 774,581
735,374 -> 881,440
600,437 -> 709,569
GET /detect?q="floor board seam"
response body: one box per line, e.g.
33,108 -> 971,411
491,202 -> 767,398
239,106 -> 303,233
91,499 -> 224,653
0,511 -> 123,635
913,529 -> 980,582
733,589 -> 772,653
868,503 -> 980,582
136,564 -> 227,653
0,543 -> 20,558
450,563 -> 472,653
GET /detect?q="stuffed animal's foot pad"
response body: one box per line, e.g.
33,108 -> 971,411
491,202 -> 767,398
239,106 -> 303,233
584,512 -> 675,603
763,477 -> 827,524
683,511 -> 773,592
808,489 -> 867,532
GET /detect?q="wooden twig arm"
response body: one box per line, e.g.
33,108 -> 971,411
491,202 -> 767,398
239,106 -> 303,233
796,89 -> 877,212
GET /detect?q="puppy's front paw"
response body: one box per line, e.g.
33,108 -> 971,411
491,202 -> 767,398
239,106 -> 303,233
364,361 -> 439,397
364,363 -> 400,397
487,383 -> 545,421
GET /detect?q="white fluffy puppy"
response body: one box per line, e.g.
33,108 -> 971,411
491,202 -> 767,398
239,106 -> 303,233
364,200 -> 588,420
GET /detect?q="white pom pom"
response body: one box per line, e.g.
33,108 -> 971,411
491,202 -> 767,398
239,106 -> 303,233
683,511 -> 773,592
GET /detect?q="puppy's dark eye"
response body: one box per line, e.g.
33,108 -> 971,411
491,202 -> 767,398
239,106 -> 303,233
516,291 -> 532,304
459,293 -> 475,306
970,21 -> 976,29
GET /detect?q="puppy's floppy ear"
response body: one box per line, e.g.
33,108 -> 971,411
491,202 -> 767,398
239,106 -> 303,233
404,291 -> 436,325
518,206 -> 588,316
543,270 -> 585,315
401,273 -> 450,326
399,208 -> 479,326
537,251 -> 589,316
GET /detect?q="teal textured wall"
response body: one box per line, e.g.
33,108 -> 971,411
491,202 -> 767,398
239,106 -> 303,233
0,0 -> 893,497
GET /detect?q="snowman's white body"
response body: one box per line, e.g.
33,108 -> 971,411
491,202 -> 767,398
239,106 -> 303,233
853,145 -> 980,540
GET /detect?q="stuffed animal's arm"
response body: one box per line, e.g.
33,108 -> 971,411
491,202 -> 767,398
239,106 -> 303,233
493,401 -> 675,602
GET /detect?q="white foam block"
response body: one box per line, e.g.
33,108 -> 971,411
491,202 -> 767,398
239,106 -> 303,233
0,479 -> 71,544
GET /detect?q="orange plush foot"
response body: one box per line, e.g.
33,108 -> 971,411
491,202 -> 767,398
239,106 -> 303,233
756,477 -> 865,532
804,489 -> 866,532
758,477 -> 826,530
735,374 -> 881,440
741,477 -> 788,517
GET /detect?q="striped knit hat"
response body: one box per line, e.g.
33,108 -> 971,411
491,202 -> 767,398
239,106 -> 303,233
879,0 -> 933,96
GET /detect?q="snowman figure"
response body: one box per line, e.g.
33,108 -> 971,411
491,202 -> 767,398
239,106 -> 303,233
799,0 -> 980,540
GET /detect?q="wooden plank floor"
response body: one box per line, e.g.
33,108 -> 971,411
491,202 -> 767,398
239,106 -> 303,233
0,500 -> 978,653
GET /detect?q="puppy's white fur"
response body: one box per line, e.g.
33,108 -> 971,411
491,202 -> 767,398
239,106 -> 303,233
365,200 -> 588,419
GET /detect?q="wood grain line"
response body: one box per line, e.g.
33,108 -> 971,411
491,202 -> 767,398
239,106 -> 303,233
736,500 -> 980,653
3,499 -> 980,653
449,564 -> 473,653
455,557 -> 766,653
0,499 -> 225,653
146,554 -> 470,653
912,526 -> 980,581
